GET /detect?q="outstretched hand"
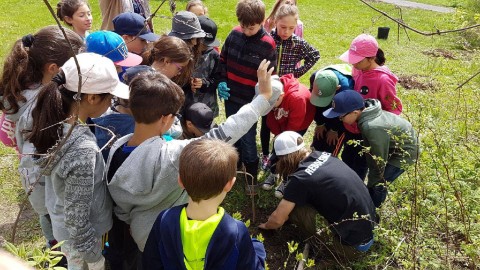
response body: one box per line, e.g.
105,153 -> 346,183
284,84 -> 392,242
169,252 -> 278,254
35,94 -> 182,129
257,59 -> 274,101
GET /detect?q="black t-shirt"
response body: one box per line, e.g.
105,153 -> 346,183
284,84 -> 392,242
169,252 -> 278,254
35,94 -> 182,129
283,151 -> 376,246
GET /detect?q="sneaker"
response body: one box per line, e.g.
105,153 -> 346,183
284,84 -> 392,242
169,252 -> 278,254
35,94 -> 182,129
245,184 -> 258,196
261,155 -> 270,171
261,173 -> 278,191
274,181 -> 288,199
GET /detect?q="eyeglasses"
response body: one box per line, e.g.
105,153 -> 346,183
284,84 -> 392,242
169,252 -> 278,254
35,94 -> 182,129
172,62 -> 184,72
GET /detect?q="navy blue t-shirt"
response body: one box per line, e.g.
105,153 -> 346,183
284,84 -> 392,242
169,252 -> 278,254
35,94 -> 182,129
283,151 -> 376,246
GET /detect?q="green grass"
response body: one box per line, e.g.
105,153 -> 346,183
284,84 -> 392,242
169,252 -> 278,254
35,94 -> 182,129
1,0 -> 480,268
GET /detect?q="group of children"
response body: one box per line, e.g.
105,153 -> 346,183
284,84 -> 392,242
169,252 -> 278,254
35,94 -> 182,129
0,0 -> 420,269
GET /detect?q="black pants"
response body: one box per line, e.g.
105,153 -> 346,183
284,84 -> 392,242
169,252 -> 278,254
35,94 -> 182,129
104,214 -> 143,270
341,132 -> 368,181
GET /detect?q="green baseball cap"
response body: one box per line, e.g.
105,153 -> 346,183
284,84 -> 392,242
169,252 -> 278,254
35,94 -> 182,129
310,70 -> 339,107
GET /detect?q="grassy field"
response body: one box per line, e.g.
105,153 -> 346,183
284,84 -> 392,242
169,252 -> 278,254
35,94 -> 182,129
1,0 -> 480,269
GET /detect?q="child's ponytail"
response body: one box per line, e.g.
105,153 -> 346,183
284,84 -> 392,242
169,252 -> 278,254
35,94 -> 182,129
274,2 -> 299,23
28,71 -> 77,154
265,0 -> 298,32
0,26 -> 84,114
375,48 -> 386,66
0,39 -> 31,113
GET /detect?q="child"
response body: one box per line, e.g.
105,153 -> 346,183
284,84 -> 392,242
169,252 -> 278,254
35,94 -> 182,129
187,15 -> 221,117
106,59 -> 279,252
186,0 -> 208,16
324,90 -> 419,207
143,139 -> 266,269
340,34 -> 401,114
57,0 -> 92,39
0,26 -> 84,250
258,75 -> 315,198
143,35 -> 194,88
260,1 -> 319,167
339,33 -> 403,180
264,0 -> 302,37
219,0 -> 277,192
180,102 -> 216,139
168,11 -> 206,67
113,12 -> 160,55
309,64 -> 354,155
259,131 -> 376,262
270,1 -> 319,78
27,53 -> 130,268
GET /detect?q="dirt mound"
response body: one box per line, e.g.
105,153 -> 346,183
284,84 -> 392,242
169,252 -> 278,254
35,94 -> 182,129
398,74 -> 436,90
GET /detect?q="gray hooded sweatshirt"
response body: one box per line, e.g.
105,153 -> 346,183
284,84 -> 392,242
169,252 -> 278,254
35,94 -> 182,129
358,99 -> 419,187
2,86 -> 48,215
36,124 -> 113,254
106,94 -> 272,251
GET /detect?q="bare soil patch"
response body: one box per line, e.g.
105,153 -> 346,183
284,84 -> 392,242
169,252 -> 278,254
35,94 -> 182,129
398,74 -> 436,90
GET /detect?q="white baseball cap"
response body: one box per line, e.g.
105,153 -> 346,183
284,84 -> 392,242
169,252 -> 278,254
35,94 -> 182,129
274,131 -> 305,156
62,52 -> 130,99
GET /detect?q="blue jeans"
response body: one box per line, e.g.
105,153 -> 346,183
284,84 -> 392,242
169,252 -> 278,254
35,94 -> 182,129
224,100 -> 259,164
369,164 -> 405,207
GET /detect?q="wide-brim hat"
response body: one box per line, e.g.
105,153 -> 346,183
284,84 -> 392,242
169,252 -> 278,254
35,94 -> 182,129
168,11 -> 206,40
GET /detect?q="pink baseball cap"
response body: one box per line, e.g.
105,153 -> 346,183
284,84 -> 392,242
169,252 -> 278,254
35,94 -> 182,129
339,34 -> 378,64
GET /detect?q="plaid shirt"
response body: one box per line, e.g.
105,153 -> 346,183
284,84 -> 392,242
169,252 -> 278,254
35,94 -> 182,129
271,30 -> 320,78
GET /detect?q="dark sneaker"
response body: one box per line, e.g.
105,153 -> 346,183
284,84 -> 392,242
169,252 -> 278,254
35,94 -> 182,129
274,181 -> 288,199
261,173 -> 278,191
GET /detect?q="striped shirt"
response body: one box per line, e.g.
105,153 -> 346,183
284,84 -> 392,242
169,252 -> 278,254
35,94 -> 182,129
219,26 -> 277,105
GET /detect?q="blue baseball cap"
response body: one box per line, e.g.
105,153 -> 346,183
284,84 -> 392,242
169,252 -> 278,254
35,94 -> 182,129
86,31 -> 142,67
323,90 -> 365,118
113,12 -> 159,42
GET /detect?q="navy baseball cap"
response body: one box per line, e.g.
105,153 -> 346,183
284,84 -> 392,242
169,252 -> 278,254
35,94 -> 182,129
122,65 -> 156,85
113,12 -> 159,42
86,31 -> 142,67
323,90 -> 365,118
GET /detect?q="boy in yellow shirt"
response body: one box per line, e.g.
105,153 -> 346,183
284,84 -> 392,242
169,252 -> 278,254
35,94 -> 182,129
143,139 -> 266,269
